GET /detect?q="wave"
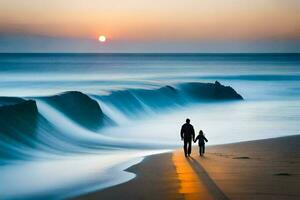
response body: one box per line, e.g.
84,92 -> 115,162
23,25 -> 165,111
0,99 -> 38,159
39,91 -> 107,131
96,81 -> 242,117
0,96 -> 117,161
0,98 -> 38,142
0,96 -> 29,106
0,81 -> 242,161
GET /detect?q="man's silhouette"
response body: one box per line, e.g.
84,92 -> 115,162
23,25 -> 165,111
180,118 -> 195,157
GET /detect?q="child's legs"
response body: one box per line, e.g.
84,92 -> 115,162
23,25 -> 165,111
199,145 -> 204,155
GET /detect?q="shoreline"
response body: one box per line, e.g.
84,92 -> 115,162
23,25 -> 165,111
74,151 -> 183,200
76,135 -> 300,200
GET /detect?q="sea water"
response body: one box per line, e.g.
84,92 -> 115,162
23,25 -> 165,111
0,53 -> 299,198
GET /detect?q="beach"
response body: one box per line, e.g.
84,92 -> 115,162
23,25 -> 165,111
76,135 -> 300,200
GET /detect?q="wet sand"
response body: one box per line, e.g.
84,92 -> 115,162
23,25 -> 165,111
74,152 -> 184,200
76,135 -> 300,200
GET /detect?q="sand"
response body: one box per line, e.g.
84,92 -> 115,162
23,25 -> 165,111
202,135 -> 300,200
75,135 -> 300,200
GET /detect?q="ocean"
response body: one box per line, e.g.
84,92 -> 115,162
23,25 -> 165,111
0,53 -> 299,199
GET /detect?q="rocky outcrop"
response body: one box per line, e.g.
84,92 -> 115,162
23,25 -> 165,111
179,81 -> 243,100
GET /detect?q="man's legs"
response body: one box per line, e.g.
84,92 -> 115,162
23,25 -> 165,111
183,140 -> 188,157
187,139 -> 192,156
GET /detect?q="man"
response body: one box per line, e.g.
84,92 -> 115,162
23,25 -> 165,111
180,118 -> 195,157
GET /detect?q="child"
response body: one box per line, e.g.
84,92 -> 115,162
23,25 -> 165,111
194,130 -> 208,156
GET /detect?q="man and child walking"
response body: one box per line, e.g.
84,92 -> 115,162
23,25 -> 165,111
180,118 -> 208,157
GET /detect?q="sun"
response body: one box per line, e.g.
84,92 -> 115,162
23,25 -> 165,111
98,35 -> 106,42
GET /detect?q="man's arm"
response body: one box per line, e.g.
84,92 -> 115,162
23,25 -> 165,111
180,125 -> 184,140
194,135 -> 199,143
192,125 -> 195,141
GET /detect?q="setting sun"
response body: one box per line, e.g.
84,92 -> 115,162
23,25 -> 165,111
98,35 -> 106,42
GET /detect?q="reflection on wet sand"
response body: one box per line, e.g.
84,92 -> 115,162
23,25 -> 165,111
172,150 -> 214,200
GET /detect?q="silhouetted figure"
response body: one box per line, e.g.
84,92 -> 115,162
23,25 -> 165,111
180,118 -> 195,157
194,130 -> 208,156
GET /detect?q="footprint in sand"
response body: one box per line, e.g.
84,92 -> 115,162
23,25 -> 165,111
274,173 -> 292,176
232,156 -> 251,159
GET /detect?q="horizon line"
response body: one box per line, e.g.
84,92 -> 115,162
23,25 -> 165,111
0,52 -> 299,54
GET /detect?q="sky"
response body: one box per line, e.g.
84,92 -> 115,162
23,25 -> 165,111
0,0 -> 299,52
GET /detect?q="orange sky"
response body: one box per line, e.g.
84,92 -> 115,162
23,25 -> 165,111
0,0 -> 299,41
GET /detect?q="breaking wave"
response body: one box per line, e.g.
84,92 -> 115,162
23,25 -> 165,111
0,81 -> 242,162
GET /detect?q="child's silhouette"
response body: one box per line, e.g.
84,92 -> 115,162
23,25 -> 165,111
194,130 -> 208,156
